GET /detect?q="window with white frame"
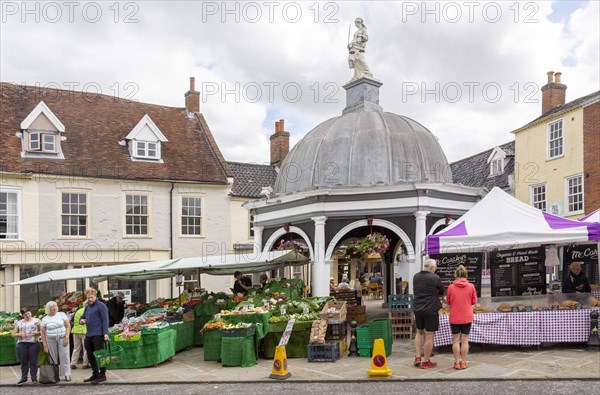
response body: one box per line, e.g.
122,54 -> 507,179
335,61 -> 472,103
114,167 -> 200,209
134,141 -> 159,160
125,194 -> 148,235
181,197 -> 201,235
566,175 -> 584,214
61,193 -> 87,236
27,131 -> 56,153
0,191 -> 19,239
490,158 -> 503,176
531,184 -> 546,211
249,214 -> 255,238
547,119 -> 563,159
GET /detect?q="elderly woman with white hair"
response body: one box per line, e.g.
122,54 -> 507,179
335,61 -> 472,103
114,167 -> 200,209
40,300 -> 72,382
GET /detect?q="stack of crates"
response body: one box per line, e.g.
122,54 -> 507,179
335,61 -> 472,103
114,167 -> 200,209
388,294 -> 414,341
356,324 -> 371,357
325,320 -> 348,357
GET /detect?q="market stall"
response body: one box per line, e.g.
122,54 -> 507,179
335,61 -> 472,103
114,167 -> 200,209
0,313 -> 19,366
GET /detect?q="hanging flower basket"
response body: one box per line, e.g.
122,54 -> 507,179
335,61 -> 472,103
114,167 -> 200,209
357,232 -> 390,257
344,245 -> 362,259
275,240 -> 309,257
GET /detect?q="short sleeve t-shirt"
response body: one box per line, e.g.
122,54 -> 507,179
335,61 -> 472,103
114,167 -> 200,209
42,312 -> 68,338
16,319 -> 41,343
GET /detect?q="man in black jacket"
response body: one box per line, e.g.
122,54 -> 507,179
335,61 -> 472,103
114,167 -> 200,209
413,258 -> 444,369
107,292 -> 125,327
562,262 -> 591,294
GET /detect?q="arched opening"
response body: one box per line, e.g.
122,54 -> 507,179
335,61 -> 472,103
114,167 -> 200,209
326,219 -> 415,300
262,227 -> 313,288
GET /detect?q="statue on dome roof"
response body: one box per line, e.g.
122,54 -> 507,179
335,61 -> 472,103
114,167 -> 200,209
347,17 -> 374,82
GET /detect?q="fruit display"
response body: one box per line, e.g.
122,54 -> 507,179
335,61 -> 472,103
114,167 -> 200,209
0,312 -> 20,332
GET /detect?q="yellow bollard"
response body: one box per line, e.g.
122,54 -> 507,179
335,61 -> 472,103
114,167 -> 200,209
269,345 -> 291,380
367,338 -> 392,378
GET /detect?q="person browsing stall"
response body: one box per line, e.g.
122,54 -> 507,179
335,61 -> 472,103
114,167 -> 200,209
259,274 -> 269,289
70,302 -> 90,370
412,259 -> 444,369
80,288 -> 109,385
12,307 -> 41,385
40,301 -> 71,382
107,292 -> 126,327
562,261 -> 592,294
446,265 -> 477,370
231,271 -> 252,295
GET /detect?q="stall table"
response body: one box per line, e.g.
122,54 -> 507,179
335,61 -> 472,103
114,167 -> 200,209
0,335 -> 19,365
434,308 -> 600,347
109,329 -> 176,368
171,321 -> 195,352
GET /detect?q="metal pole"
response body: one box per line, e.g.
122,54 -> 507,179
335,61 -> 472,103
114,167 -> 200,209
36,283 -> 41,310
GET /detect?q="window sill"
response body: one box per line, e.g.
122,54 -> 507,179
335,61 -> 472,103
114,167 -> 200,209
122,235 -> 152,239
565,210 -> 585,216
0,238 -> 24,242
178,235 -> 205,239
546,154 -> 564,161
57,236 -> 91,240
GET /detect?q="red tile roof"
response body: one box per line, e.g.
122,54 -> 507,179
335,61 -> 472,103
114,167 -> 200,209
0,82 -> 232,183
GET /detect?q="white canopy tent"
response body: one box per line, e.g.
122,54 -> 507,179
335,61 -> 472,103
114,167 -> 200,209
580,208 -> 600,223
426,187 -> 600,255
8,250 -> 310,286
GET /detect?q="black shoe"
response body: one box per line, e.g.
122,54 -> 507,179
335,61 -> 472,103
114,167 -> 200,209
91,376 -> 106,385
84,375 -> 97,383
17,379 -> 27,385
31,379 -> 37,384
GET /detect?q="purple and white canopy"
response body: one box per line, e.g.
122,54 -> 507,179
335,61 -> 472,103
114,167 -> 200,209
580,208 -> 600,223
426,187 -> 600,255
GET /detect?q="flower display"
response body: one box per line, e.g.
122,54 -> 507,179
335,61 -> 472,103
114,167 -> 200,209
358,232 -> 390,256
275,239 -> 309,257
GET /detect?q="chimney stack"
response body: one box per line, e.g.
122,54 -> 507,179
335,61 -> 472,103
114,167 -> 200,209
185,76 -> 200,113
270,119 -> 290,167
541,71 -> 567,114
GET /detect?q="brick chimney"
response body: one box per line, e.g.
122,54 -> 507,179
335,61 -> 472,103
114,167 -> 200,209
541,71 -> 567,114
185,77 -> 200,113
270,119 -> 290,167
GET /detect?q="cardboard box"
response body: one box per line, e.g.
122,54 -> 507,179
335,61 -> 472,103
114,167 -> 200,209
347,305 -> 367,324
182,311 -> 195,322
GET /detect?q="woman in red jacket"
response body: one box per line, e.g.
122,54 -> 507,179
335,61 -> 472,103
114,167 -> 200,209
446,265 -> 477,369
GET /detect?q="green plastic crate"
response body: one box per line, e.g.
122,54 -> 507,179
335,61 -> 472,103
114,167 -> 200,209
368,318 -> 393,356
358,348 -> 371,357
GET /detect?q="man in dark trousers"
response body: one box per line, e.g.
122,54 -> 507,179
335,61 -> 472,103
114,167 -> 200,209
413,258 -> 444,369
107,292 -> 126,327
80,288 -> 109,385
562,261 -> 592,294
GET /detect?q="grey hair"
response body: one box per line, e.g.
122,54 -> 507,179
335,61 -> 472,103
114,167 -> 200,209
45,301 -> 58,315
423,258 -> 437,270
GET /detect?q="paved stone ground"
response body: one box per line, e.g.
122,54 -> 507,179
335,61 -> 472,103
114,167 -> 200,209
2,299 -> 599,385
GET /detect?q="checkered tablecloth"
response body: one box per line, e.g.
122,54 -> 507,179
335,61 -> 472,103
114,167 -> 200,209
434,308 -> 600,347
538,309 -> 598,343
434,312 -> 540,347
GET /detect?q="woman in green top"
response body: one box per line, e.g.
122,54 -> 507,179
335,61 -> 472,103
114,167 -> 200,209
70,303 -> 89,369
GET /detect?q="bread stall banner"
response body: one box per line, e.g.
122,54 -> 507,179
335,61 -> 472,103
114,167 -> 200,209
562,244 -> 598,285
491,247 -> 546,297
430,253 -> 483,297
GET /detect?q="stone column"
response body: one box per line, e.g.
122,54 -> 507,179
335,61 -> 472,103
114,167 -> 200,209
413,211 -> 431,282
252,225 -> 264,255
311,216 -> 328,296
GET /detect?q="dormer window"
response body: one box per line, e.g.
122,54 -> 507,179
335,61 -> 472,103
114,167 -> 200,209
487,146 -> 507,177
124,115 -> 167,163
18,101 -> 65,159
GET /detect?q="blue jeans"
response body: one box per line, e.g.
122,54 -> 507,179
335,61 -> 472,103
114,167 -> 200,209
16,342 -> 40,381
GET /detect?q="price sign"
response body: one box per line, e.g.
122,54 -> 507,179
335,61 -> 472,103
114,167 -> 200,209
278,319 -> 295,347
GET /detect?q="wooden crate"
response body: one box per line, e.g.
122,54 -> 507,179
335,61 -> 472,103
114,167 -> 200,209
332,289 -> 358,307
346,305 -> 366,324
320,301 -> 347,324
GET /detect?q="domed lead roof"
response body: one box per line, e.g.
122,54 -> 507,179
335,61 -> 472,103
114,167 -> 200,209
274,110 -> 452,195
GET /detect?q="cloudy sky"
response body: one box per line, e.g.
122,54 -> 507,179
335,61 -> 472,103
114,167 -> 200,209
1,1 -> 598,163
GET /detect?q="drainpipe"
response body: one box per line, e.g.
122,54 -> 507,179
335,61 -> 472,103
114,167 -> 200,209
170,182 -> 175,299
